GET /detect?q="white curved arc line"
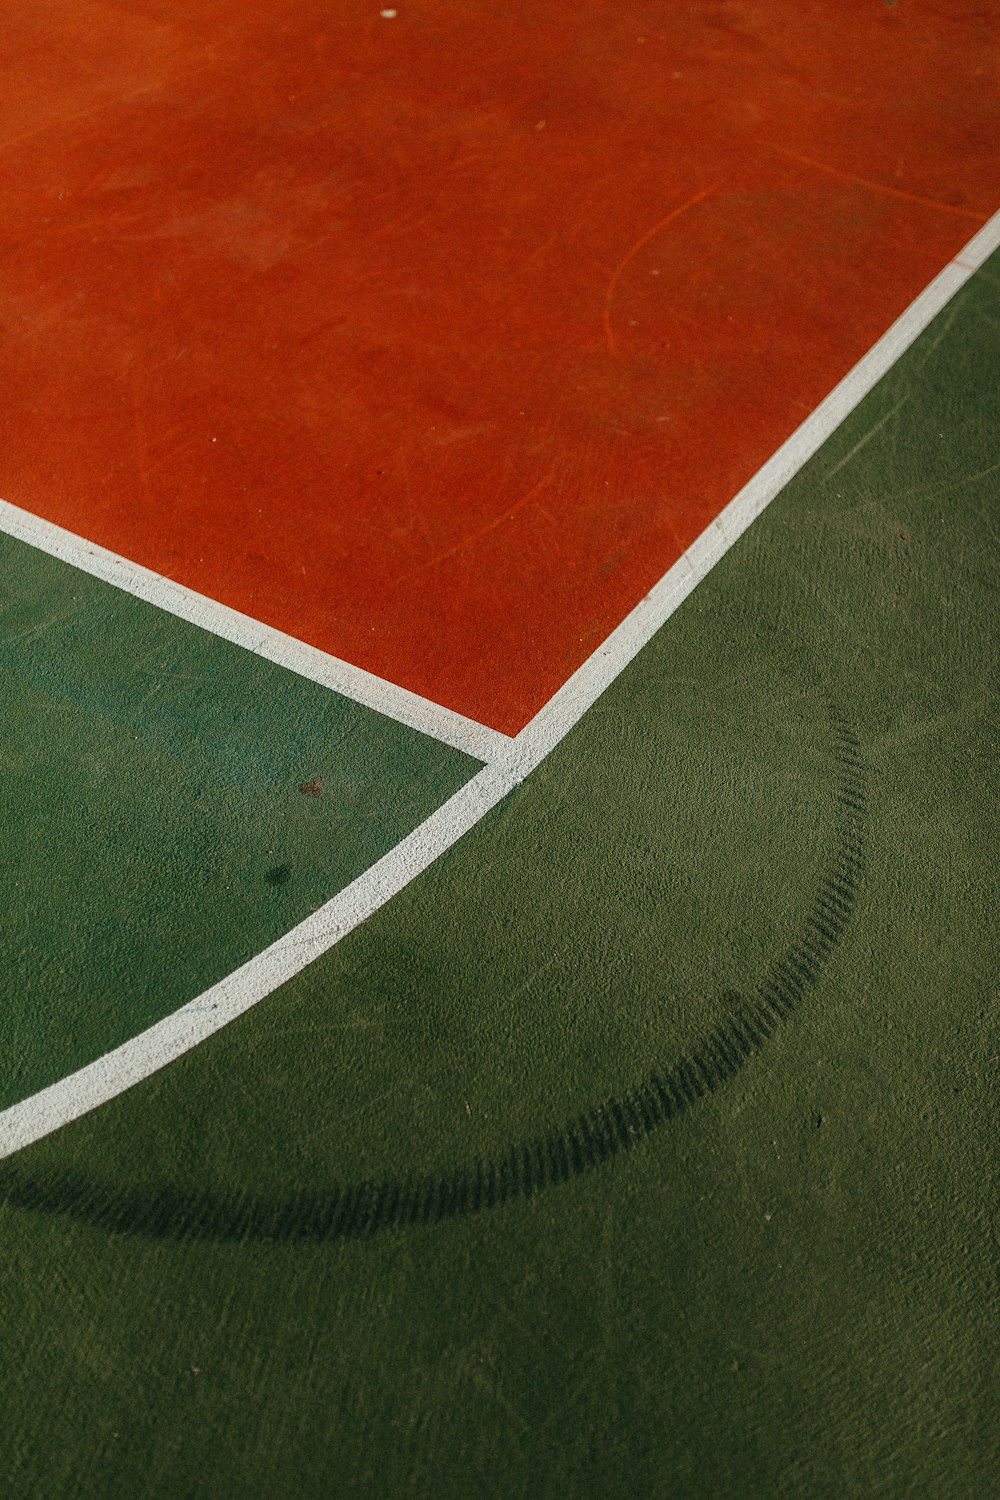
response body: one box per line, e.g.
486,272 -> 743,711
1,209 -> 997,1161
2,763 -> 516,1156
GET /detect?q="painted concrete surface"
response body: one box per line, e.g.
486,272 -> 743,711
2,0 -> 997,728
0,534 -> 476,1107
2,257 -> 996,1496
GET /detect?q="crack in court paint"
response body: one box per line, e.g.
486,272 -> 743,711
0,711 -> 865,1244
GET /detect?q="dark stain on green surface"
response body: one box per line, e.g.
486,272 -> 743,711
0,712 -> 863,1242
0,538 -> 479,1107
3,255 -> 997,1500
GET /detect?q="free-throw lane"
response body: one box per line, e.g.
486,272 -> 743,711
2,1 -> 996,730
0,534 -> 478,1108
3,255 -> 996,1494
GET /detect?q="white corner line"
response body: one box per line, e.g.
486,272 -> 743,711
516,208 -> 1000,768
0,498 -> 514,770
1,208 -> 997,1161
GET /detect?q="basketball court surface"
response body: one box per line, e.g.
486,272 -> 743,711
2,2 -> 997,1494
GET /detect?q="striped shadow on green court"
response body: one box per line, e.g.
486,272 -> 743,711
0,544 -> 479,1108
1,254 -> 996,1498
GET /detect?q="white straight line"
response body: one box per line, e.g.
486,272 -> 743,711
0,499 -> 514,769
516,217 -> 1000,767
1,208 -> 997,1161
951,211 -> 1000,271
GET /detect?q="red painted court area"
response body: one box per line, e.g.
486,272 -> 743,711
2,1 -> 996,731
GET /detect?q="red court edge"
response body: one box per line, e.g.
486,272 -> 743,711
2,1 -> 996,733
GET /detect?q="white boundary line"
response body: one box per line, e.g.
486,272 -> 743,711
1,209 -> 997,1160
0,500 -> 515,769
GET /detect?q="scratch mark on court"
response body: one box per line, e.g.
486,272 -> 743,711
768,144 -> 986,223
368,211 -> 434,244
390,473 -> 555,585
895,457 -> 1000,502
2,603 -> 84,648
942,459 -> 1000,490
824,394 -> 909,483
505,950 -> 565,1004
0,63 -> 217,160
603,182 -> 722,356
526,230 -> 559,267
127,367 -> 156,515
915,298 -> 963,368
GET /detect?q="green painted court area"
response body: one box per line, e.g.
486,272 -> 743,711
3,250 -> 997,1492
0,546 -> 477,1106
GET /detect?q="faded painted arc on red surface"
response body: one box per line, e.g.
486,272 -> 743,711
2,1 -> 996,733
